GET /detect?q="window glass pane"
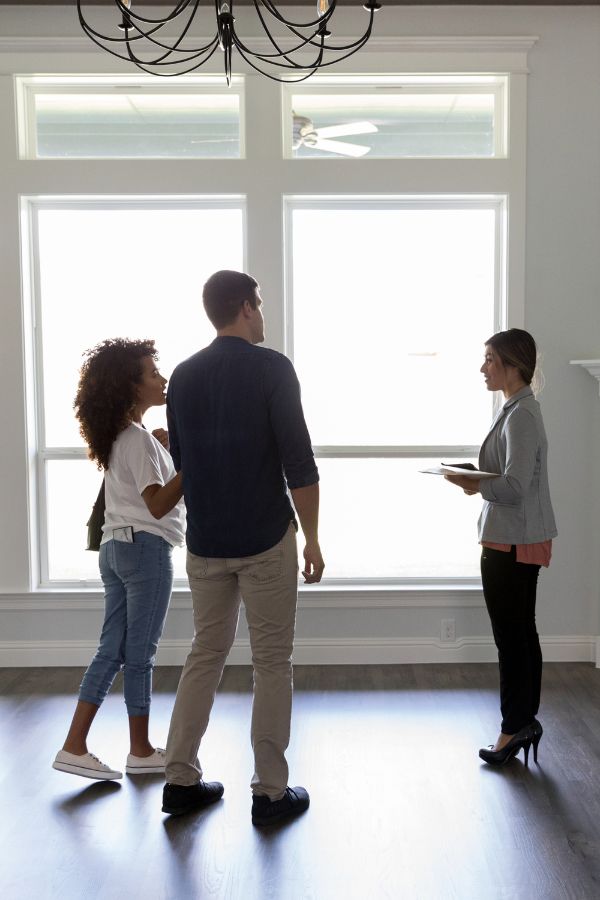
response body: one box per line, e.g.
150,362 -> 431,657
46,460 -> 186,582
290,89 -> 498,159
37,206 -> 244,447
291,205 -> 497,446
33,91 -> 240,158
317,458 -> 481,579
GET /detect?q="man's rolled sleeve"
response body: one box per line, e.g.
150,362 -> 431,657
264,355 -> 319,490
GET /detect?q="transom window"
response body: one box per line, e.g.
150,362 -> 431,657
16,76 -> 244,159
283,75 -> 507,159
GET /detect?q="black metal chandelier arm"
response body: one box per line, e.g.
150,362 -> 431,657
302,28 -> 376,52
299,7 -> 376,52
111,0 -> 195,27
77,7 -> 168,45
232,31 -> 327,61
241,4 -> 325,61
84,22 -> 220,59
77,21 -> 163,63
233,31 -> 326,70
80,10 -> 220,69
234,42 -> 323,82
78,0 -> 219,59
139,0 -> 207,60
246,20 -> 332,55
78,9 -> 217,58
79,10 -> 219,59
248,4 -> 337,53
298,30 -> 375,67
256,0 -> 336,30
123,40 -> 221,76
233,30 -> 322,69
250,0 -> 297,65
119,0 -> 218,58
124,41 -> 222,67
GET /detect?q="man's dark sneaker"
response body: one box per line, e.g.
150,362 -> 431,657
162,780 -> 224,816
251,786 -> 310,826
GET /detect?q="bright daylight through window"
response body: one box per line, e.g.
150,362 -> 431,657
288,200 -> 502,580
32,203 -> 244,584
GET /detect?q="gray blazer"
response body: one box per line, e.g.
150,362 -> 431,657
478,386 -> 557,544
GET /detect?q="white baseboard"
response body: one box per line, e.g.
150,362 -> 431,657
0,635 -> 596,667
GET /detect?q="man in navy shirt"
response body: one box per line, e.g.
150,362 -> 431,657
162,270 -> 324,826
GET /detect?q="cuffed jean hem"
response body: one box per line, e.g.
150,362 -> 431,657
126,705 -> 151,717
77,695 -> 102,709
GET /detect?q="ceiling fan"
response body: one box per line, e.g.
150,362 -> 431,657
292,113 -> 378,157
189,112 -> 378,157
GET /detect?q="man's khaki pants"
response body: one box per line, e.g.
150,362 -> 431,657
165,524 -> 299,800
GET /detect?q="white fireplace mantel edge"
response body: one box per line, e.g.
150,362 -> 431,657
570,359 -> 600,396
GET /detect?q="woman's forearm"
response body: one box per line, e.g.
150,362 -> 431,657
141,472 -> 183,519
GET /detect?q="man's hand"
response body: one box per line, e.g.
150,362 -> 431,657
152,428 -> 169,450
302,541 -> 325,584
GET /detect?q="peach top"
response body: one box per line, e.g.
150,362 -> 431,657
481,540 -> 552,567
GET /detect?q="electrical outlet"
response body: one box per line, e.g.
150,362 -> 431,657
441,618 -> 455,642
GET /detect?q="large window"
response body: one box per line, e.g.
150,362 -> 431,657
287,198 -> 504,580
28,199 -> 245,585
15,54 -> 528,589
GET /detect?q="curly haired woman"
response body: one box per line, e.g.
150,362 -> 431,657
53,338 -> 185,780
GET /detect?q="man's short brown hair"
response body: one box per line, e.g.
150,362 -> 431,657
202,270 -> 259,329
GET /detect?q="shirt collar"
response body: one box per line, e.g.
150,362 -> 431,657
212,335 -> 251,347
502,385 -> 534,410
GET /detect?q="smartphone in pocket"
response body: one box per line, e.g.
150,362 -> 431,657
113,526 -> 134,543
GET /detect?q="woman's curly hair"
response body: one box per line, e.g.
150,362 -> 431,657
74,338 -> 158,470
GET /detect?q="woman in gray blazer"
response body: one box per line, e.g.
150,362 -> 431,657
445,329 -> 557,767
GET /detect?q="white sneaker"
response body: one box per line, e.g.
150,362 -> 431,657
126,747 -> 166,775
52,749 -> 123,780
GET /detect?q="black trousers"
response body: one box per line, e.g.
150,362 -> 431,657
480,545 -> 542,734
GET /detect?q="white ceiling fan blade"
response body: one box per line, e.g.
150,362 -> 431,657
314,121 -> 378,140
311,138 -> 371,158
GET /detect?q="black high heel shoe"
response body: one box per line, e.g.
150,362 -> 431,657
530,718 -> 543,763
479,723 -> 534,767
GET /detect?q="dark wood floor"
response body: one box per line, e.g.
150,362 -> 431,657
2,663 -> 600,899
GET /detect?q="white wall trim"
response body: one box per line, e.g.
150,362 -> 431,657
0,635 -> 594,667
0,587 -> 485,611
0,35 -> 538,58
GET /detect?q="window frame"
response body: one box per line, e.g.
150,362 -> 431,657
10,44 -> 528,592
284,194 -> 507,585
24,195 -> 247,589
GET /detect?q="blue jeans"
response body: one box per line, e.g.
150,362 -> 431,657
79,531 -> 173,716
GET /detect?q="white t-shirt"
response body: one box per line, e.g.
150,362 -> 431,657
101,423 -> 185,547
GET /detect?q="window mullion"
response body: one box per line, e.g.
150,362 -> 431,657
313,446 -> 481,459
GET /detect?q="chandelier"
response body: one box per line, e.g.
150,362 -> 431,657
76,1 -> 382,86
